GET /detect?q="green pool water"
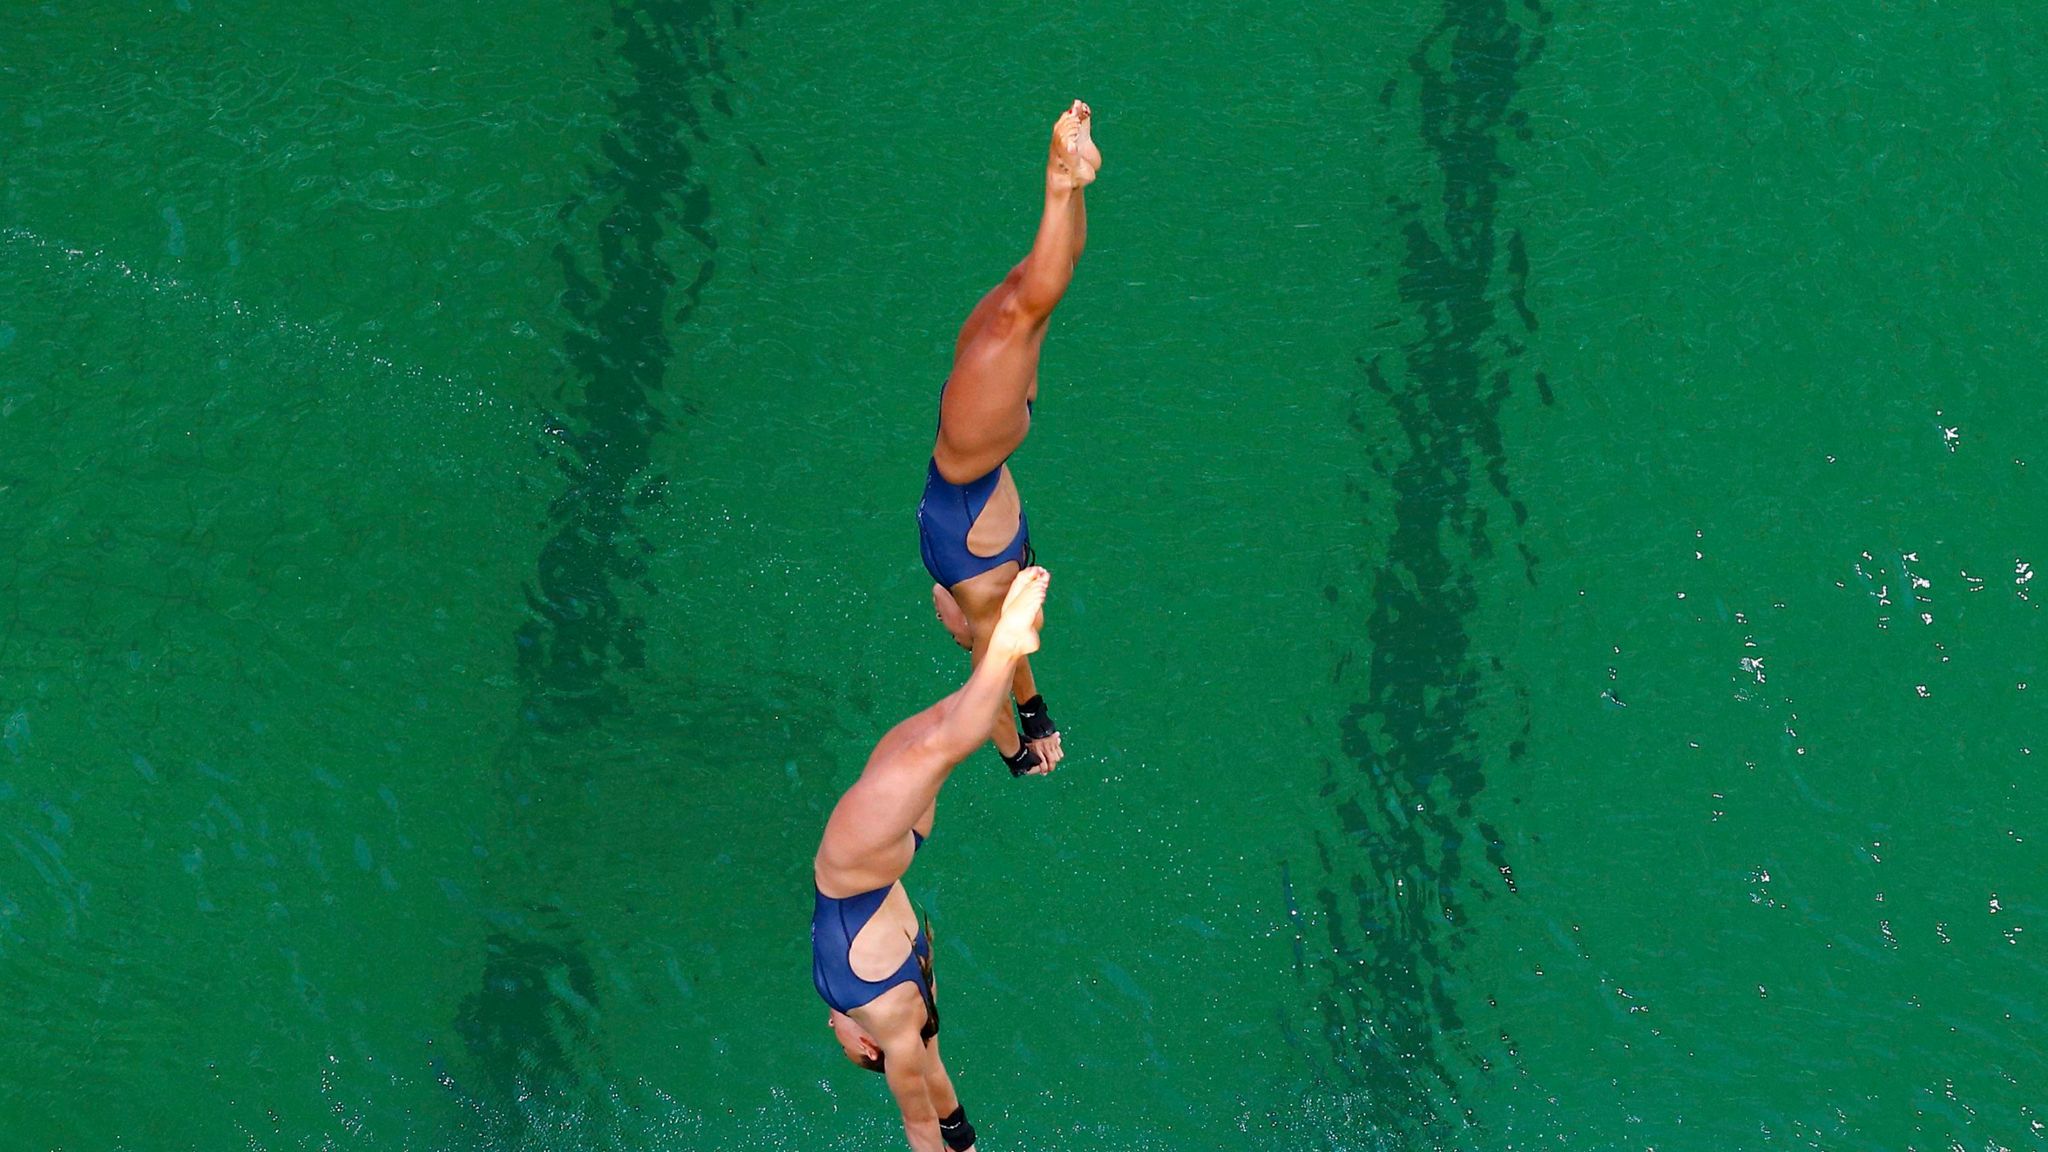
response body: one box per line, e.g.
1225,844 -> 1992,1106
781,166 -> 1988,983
3,2 -> 2044,1148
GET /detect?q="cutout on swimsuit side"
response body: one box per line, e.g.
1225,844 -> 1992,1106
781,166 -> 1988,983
965,466 -> 1023,558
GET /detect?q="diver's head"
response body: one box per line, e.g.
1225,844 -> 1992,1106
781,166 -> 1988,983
827,1009 -> 886,1073
932,584 -> 975,652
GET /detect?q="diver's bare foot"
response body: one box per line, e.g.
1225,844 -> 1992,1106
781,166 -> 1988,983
1049,101 -> 1098,191
1073,101 -> 1101,180
991,567 -> 1048,657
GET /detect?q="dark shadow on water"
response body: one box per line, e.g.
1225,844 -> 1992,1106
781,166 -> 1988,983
516,0 -> 732,737
451,0 -> 744,1142
1293,1 -> 1549,1144
456,932 -> 604,1108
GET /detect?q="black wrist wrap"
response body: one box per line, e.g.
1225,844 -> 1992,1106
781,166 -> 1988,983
1016,694 -> 1057,742
1000,743 -> 1041,778
939,1105 -> 977,1151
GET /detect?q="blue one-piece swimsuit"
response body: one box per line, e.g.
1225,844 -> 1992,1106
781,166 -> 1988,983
917,388 -> 1033,589
811,832 -> 936,1023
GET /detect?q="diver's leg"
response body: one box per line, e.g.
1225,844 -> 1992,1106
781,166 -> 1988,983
950,565 -> 1062,774
939,580 -> 1055,768
934,101 -> 1099,481
825,571 -> 1051,871
945,102 -> 1095,365
1008,99 -> 1096,318
949,564 -> 1026,762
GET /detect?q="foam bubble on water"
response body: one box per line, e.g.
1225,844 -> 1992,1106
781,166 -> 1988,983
1936,407 -> 1960,452
0,225 -> 509,417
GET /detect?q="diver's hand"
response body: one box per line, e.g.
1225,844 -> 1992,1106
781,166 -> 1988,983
1016,691 -> 1062,775
1023,731 -> 1062,774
